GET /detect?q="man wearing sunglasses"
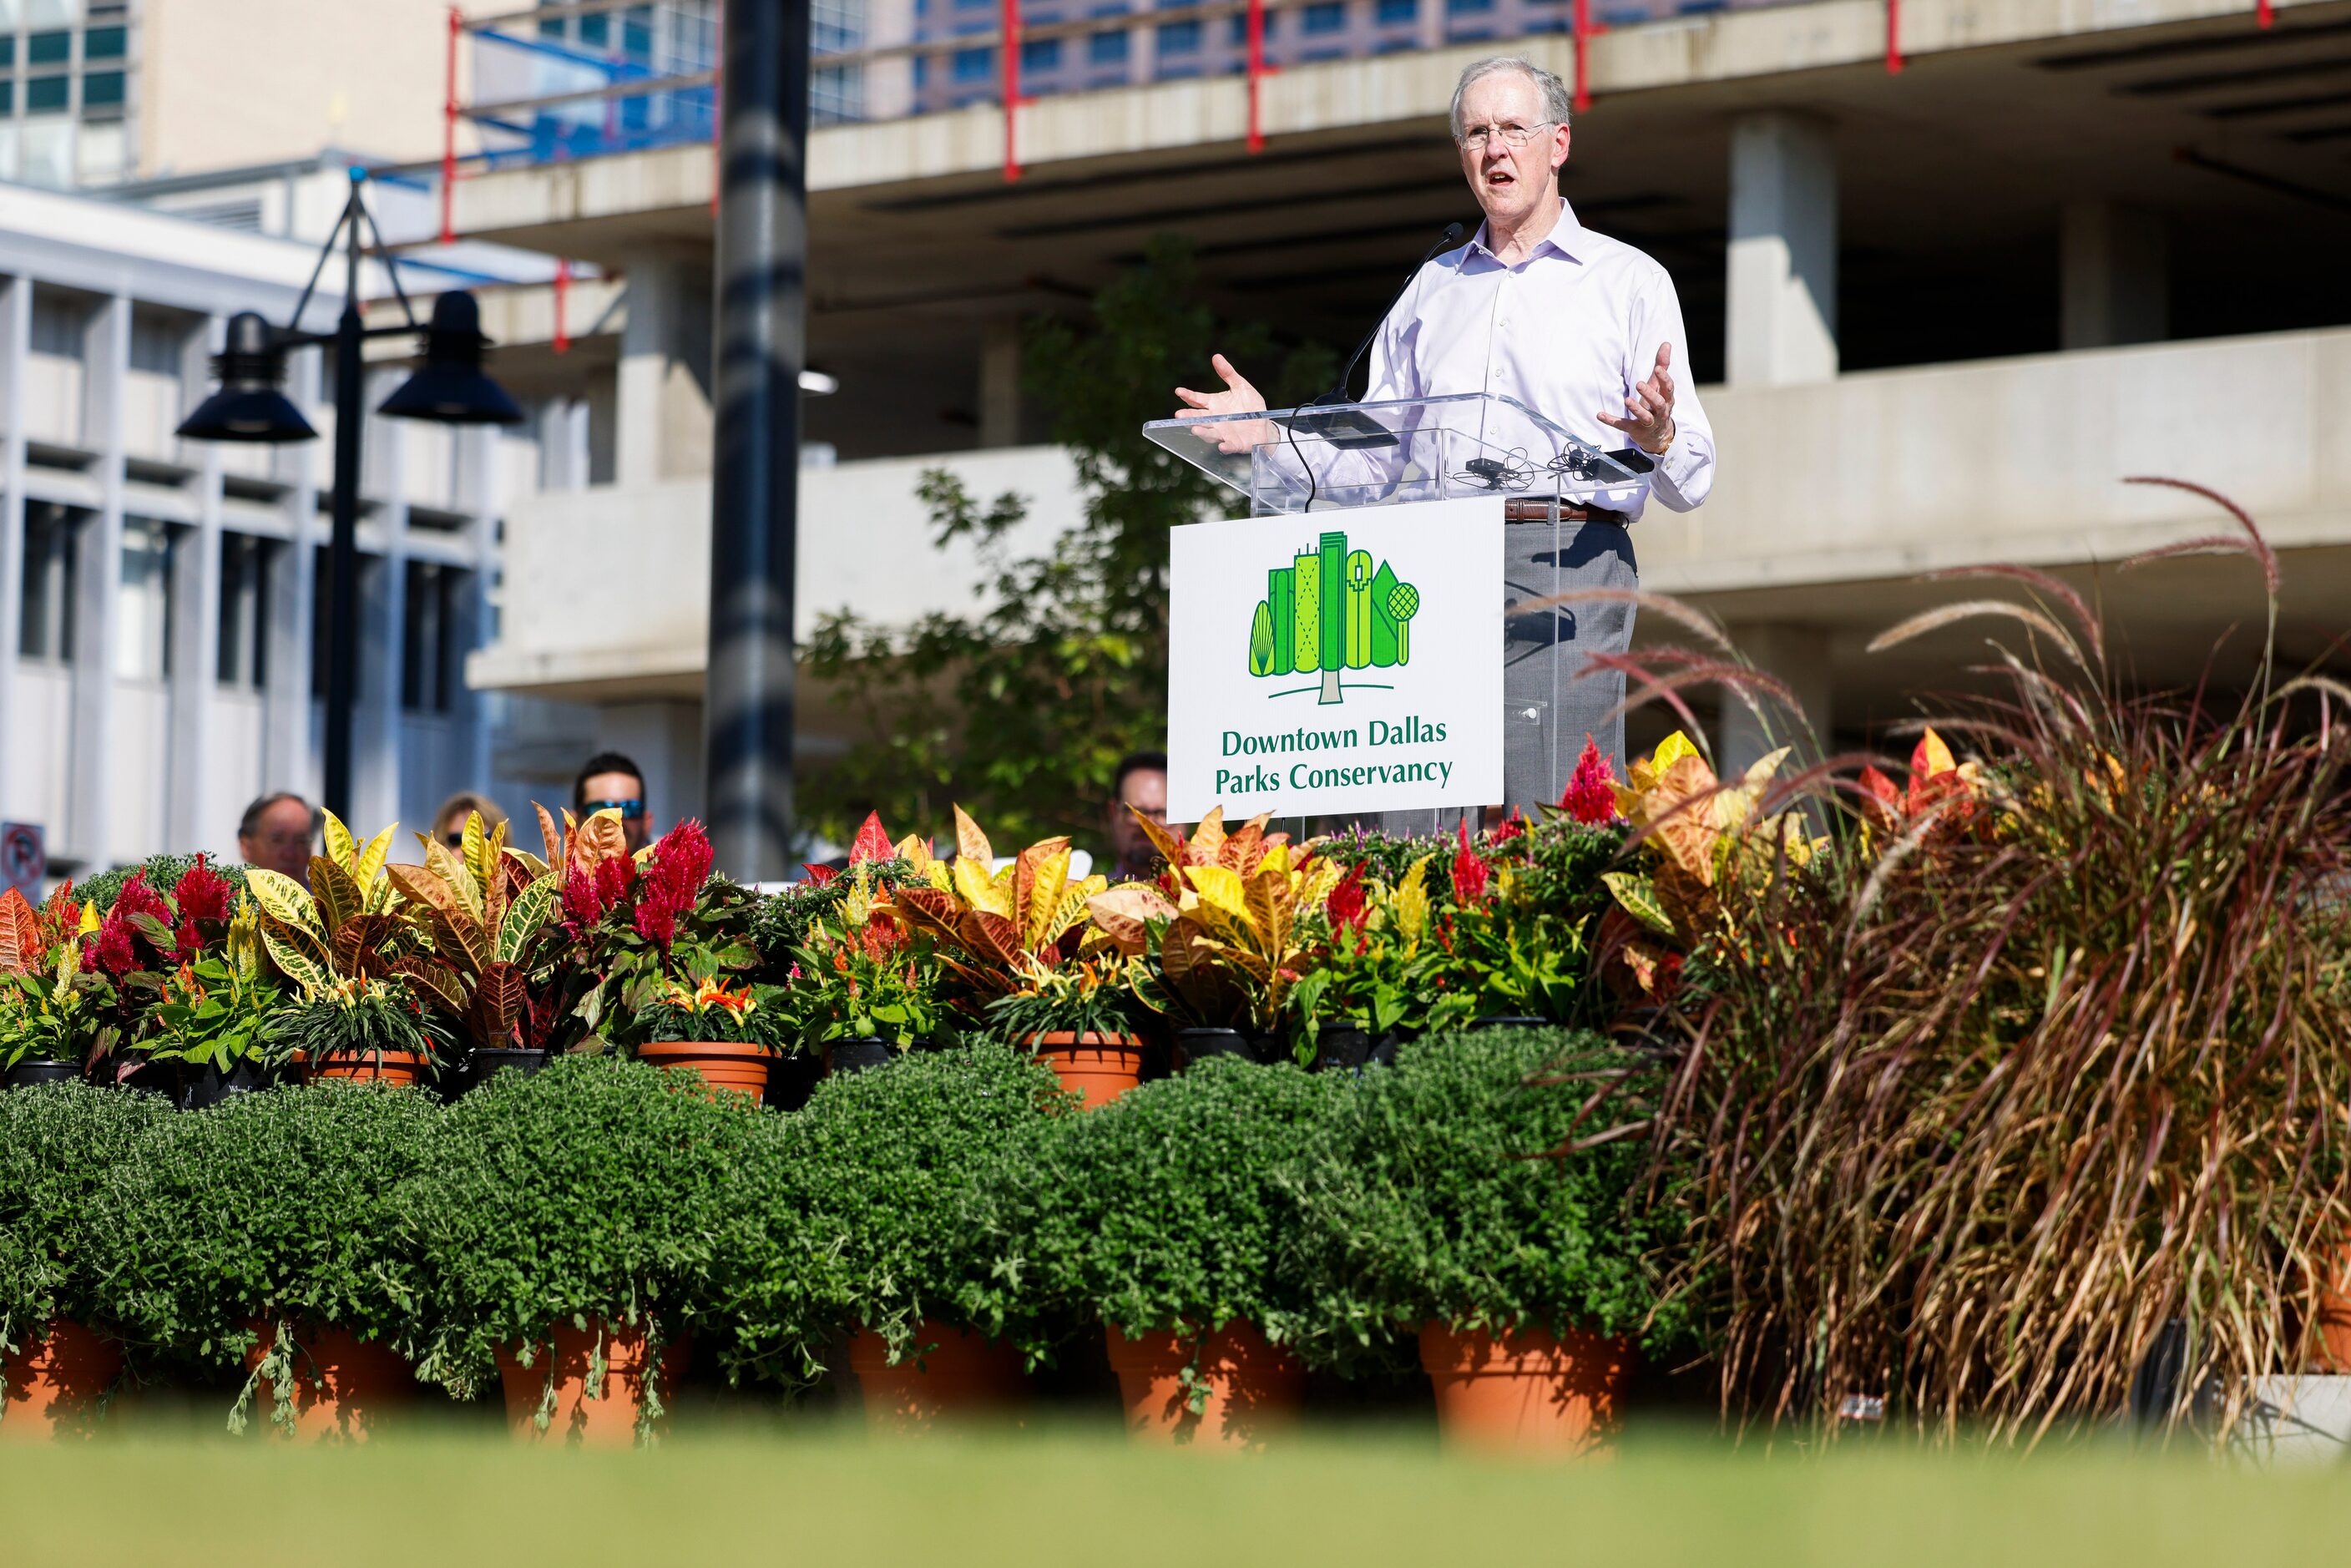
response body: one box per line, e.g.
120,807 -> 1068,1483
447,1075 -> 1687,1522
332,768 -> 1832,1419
1174,54 -> 1715,815
574,751 -> 653,856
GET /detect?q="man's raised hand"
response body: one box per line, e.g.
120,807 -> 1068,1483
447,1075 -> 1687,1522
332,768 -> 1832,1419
1174,353 -> 1272,456
1597,341 -> 1677,456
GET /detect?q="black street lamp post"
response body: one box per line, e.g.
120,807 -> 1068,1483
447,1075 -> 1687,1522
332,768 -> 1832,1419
179,167 -> 522,827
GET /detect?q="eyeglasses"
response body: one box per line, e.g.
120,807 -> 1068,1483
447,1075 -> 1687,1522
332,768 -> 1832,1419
582,797 -> 645,821
1457,120 -> 1555,150
440,831 -> 467,849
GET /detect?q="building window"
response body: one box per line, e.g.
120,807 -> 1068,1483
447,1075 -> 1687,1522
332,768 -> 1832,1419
26,77 -> 68,115
1446,0 -> 1494,11
1157,19 -> 1201,52
116,518 -> 174,683
84,26 -> 127,59
1377,0 -> 1417,20
83,72 -> 124,114
1228,12 -> 1277,42
0,83 -> 14,116
1020,37 -> 1061,69
18,504 -> 77,663
1302,2 -> 1347,31
951,45 -> 994,81
217,534 -> 270,690
27,31 -> 70,66
0,37 -> 14,67
402,561 -> 461,714
1087,28 -> 1128,63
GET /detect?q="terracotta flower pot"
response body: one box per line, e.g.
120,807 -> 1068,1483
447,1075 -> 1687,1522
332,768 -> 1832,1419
847,1319 -> 1026,1431
302,1050 -> 431,1088
2,1319 -> 121,1440
1027,1032 -> 1148,1110
638,1039 -> 771,1097
498,1319 -> 689,1447
1419,1323 -> 1635,1454
242,1320 -> 414,1441
1105,1320 -> 1303,1447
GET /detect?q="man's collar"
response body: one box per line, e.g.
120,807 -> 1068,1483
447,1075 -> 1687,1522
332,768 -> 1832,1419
1464,197 -> 1587,266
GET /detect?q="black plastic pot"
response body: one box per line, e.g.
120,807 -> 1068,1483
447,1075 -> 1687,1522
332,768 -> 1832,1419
115,1059 -> 181,1104
1311,1027 -> 1374,1073
1313,1027 -> 1403,1073
1174,1028 -> 1259,1070
179,1056 -> 277,1110
766,1051 -> 823,1111
454,1047 -> 549,1098
1466,1014 -> 1550,1033
3,1058 -> 81,1091
826,1038 -> 894,1075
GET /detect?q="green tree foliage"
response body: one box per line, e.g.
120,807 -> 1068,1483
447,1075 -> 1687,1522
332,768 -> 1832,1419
804,237 -> 1335,853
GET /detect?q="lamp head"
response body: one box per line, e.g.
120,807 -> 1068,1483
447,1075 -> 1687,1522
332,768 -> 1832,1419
176,311 -> 317,443
378,290 -> 525,426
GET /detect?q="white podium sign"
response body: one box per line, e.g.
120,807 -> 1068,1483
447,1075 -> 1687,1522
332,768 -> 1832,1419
1165,495 -> 1504,822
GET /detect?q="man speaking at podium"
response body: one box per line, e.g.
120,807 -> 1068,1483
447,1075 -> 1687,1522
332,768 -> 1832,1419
1175,54 -> 1716,821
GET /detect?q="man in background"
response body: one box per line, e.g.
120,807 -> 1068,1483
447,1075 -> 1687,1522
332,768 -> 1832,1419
1105,751 -> 1169,882
236,792 -> 317,880
574,751 -> 652,855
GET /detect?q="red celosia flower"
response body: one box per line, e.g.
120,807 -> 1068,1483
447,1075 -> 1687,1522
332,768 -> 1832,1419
1326,863 -> 1368,931
173,856 -> 233,926
88,919 -> 137,977
630,819 -> 711,953
561,862 -> 608,933
1490,815 -> 1527,846
1560,734 -> 1621,826
594,854 -> 635,910
1450,822 -> 1490,906
633,898 -> 677,949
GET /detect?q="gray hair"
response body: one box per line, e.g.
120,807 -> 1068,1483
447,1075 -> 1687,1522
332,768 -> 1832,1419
1449,56 -> 1573,139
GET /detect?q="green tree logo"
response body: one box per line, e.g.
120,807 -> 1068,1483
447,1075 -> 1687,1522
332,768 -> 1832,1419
1246,529 -> 1420,706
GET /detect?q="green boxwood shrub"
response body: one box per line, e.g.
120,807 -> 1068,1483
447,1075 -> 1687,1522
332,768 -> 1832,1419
0,1083 -> 167,1366
716,1043 -> 1070,1384
957,1058 -> 1344,1358
81,1081 -> 442,1429
1281,1026 -> 1686,1371
403,1055 -> 771,1404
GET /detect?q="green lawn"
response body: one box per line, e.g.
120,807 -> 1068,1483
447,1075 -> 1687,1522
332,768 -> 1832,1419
3,1416 -> 2347,1566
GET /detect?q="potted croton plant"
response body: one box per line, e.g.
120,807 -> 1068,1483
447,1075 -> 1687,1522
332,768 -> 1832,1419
1282,1024 -> 1685,1454
1088,807 -> 1337,1070
245,815 -> 454,1086
0,884 -> 100,1090
884,807 -> 1142,1107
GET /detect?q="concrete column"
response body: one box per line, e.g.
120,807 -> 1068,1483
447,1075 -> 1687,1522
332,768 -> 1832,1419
2060,200 -> 2169,351
1716,622 -> 1834,783
0,277 -> 27,818
263,345 -> 322,804
1727,113 -> 1838,387
65,294 -> 129,865
978,318 -> 1022,448
166,314 -> 225,857
616,248 -> 715,487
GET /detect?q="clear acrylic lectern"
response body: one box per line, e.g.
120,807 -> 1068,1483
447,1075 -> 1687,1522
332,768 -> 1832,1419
1142,392 -> 1656,822
1140,391 -> 1650,516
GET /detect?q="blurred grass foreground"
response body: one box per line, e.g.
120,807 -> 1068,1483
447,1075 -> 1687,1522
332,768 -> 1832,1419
8,1422 -> 2351,1567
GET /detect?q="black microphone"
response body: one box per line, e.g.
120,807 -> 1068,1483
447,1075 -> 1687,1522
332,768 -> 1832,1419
1312,220 -> 1464,408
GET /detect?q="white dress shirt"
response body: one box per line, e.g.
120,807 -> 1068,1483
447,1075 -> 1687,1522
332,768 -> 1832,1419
1363,197 -> 1715,520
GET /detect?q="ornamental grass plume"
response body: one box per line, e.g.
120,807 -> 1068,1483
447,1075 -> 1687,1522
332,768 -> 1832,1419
1625,481 -> 2351,1447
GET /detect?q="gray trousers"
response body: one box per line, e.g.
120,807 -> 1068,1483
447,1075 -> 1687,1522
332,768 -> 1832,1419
1380,518 -> 1638,836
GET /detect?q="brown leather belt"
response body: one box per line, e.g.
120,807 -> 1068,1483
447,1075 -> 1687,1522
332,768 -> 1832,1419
1503,499 -> 1629,524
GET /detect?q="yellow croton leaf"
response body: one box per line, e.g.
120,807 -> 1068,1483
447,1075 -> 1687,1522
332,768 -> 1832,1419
1916,727 -> 1958,781
894,832 -> 938,876
952,804 -> 993,867
951,854 -> 1011,918
1020,843 -> 1074,952
1185,863 -> 1250,924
